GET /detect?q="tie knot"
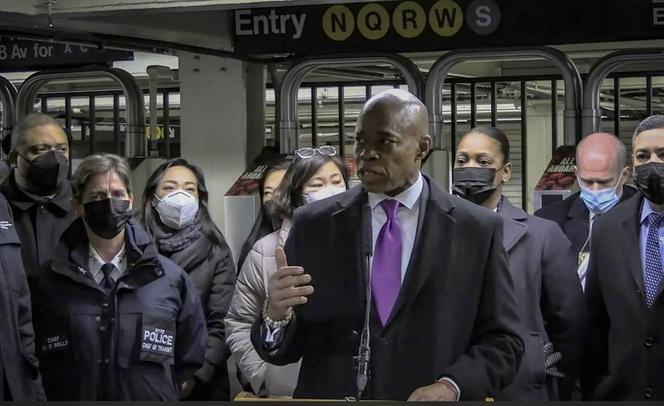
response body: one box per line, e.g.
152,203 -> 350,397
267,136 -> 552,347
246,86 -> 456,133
380,199 -> 400,220
101,263 -> 114,278
649,212 -> 664,227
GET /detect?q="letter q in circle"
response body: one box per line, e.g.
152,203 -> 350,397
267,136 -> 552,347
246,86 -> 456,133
357,3 -> 389,40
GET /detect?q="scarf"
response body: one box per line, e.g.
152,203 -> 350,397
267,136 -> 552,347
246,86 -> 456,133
152,219 -> 211,272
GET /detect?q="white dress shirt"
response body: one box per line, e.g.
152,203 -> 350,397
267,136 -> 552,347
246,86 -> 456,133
88,243 -> 127,284
577,212 -> 600,291
367,172 -> 423,282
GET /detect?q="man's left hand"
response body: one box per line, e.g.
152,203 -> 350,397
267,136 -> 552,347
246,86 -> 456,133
407,382 -> 458,401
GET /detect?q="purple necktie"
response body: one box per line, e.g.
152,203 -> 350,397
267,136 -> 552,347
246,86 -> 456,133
372,199 -> 402,325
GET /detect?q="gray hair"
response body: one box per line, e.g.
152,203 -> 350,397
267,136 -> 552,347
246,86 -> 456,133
71,154 -> 132,202
633,115 -> 664,145
12,112 -> 64,151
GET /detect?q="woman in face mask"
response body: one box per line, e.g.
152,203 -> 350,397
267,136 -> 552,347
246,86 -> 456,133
452,127 -> 585,401
225,146 -> 349,397
140,158 -> 236,401
30,154 -> 207,401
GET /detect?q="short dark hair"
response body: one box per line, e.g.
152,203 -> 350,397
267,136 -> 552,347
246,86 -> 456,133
72,154 -> 132,202
465,126 -> 511,165
633,115 -> 664,145
271,153 -> 350,219
139,158 -> 227,247
12,113 -> 64,151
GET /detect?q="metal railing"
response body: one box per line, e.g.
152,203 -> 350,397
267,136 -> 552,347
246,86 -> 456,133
0,75 -> 17,158
276,54 -> 424,153
582,49 -> 664,136
426,46 -> 583,151
16,67 -> 146,157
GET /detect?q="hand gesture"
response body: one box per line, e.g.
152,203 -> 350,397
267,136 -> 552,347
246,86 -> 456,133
266,247 -> 314,321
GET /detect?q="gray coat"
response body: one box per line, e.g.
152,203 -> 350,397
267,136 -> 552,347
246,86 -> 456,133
497,198 -> 585,401
0,193 -> 44,400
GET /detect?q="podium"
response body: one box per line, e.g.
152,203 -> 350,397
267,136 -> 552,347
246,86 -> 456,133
234,391 -> 346,401
235,391 -> 494,402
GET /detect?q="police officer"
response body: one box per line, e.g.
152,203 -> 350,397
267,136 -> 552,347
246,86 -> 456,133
0,113 -> 76,279
0,193 -> 44,400
31,154 -> 207,400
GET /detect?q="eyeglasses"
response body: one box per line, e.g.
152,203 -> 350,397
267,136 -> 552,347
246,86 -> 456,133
294,145 -> 337,159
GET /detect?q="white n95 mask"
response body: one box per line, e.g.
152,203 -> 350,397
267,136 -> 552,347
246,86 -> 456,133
154,190 -> 199,230
303,186 -> 346,204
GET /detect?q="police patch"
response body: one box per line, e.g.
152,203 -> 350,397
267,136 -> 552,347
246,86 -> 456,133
40,334 -> 70,354
141,326 -> 175,356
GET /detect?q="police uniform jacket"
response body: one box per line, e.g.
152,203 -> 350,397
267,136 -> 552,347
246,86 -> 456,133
31,218 -> 207,400
0,173 -> 76,278
0,193 -> 44,400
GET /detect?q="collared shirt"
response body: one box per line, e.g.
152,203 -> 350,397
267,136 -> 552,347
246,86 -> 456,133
88,243 -> 127,284
367,172 -> 423,282
639,199 -> 664,278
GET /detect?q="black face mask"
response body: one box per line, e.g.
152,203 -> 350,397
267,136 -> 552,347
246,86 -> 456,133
634,162 -> 664,204
19,150 -> 68,195
83,198 -> 132,239
452,167 -> 497,204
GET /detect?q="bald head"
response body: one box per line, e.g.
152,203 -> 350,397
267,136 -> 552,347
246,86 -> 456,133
576,132 -> 628,191
354,89 -> 431,195
360,88 -> 429,138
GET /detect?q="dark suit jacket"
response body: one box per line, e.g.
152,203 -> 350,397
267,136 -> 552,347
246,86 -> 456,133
497,198 -> 584,401
251,176 -> 524,400
534,186 -> 637,257
583,192 -> 664,401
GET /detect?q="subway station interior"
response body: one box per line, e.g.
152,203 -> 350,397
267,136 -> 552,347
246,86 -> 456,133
1,1 -> 663,244
1,1 -> 664,399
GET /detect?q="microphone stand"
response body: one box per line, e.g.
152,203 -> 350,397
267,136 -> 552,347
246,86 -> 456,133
355,204 -> 373,400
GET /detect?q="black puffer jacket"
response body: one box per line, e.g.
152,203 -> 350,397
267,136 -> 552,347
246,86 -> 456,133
153,219 -> 236,400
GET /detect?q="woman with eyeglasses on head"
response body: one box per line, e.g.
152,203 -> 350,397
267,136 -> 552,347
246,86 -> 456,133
139,158 -> 236,401
225,145 -> 349,397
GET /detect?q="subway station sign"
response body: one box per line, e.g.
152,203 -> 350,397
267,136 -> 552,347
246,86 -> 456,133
233,0 -> 664,56
0,38 -> 133,71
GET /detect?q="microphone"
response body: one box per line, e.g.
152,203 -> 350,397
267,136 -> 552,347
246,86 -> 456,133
355,203 -> 373,400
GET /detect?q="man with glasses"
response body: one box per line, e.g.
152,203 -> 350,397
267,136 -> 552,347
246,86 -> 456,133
0,113 -> 76,280
251,89 -> 523,400
536,132 -> 635,290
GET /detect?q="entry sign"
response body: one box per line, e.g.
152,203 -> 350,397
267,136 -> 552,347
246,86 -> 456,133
0,37 -> 133,71
234,0 -> 664,56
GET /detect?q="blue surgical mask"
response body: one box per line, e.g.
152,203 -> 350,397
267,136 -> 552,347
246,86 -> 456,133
579,174 -> 622,215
